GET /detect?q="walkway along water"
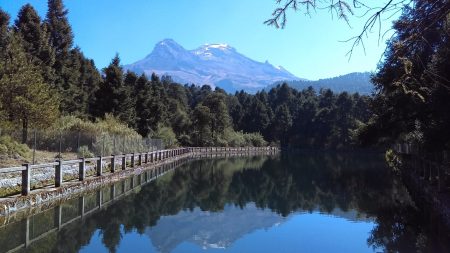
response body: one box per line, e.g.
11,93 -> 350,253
0,147 -> 279,216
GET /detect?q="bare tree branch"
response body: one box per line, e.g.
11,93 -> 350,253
265,0 -> 417,58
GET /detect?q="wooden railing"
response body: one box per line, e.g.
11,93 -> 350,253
1,156 -> 190,253
392,143 -> 420,155
0,146 -> 278,197
393,143 -> 450,192
188,146 -> 279,153
0,148 -> 190,196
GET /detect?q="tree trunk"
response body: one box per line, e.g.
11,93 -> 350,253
22,119 -> 28,144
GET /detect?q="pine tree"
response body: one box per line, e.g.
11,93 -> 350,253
15,4 -> 56,86
46,0 -> 80,114
46,0 -> 73,59
93,55 -> 135,126
202,92 -> 231,139
192,105 -> 212,146
247,98 -> 270,133
75,51 -> 101,117
147,74 -> 168,130
14,4 -> 42,59
272,104 -> 292,146
135,74 -> 153,136
0,32 -> 59,143
0,8 -> 10,54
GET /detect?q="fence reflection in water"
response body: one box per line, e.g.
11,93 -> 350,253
0,156 -> 190,253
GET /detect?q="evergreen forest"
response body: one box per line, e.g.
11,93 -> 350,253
0,0 -> 449,152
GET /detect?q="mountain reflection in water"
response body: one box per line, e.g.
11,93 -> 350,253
1,152 -> 449,253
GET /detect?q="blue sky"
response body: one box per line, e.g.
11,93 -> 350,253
1,0 -> 396,80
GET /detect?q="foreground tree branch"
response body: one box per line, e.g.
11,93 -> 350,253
265,0 -> 434,57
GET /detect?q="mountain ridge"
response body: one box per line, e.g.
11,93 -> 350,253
268,72 -> 373,95
124,39 -> 300,93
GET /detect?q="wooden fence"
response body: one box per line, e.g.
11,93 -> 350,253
0,147 -> 278,197
393,143 -> 450,192
0,156 -> 189,253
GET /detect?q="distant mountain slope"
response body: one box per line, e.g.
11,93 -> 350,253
145,204 -> 286,253
269,72 -> 373,94
124,39 -> 300,93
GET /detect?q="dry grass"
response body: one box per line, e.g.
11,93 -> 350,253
0,150 -> 78,168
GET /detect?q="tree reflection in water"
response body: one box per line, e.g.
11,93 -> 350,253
2,152 -> 450,253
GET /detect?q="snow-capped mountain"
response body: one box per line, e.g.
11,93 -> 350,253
124,39 -> 300,93
145,204 -> 287,253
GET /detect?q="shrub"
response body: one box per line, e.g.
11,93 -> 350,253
244,132 -> 267,147
0,135 -> 30,158
222,129 -> 245,147
77,145 -> 94,158
152,126 -> 178,148
177,134 -> 192,146
34,115 -> 146,155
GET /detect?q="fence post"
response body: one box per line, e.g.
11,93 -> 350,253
32,129 -> 37,165
79,158 -> 85,181
113,135 -> 116,155
111,155 -> 116,173
58,131 -> 62,159
122,155 -> 126,170
102,135 -> 105,157
77,131 -> 81,152
97,157 -> 103,176
56,205 -> 62,230
122,136 -> 126,154
25,217 -> 30,247
98,190 -> 103,208
131,153 -> 135,167
22,164 -> 30,196
55,160 -> 63,187
111,184 -> 116,200
79,196 -> 85,217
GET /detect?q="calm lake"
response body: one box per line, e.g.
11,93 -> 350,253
0,152 -> 449,253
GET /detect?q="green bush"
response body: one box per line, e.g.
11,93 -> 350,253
207,128 -> 268,147
77,145 -> 94,158
35,115 -> 146,155
243,132 -> 267,147
55,114 -> 140,137
221,129 -> 245,147
177,134 -> 192,146
0,135 -> 30,158
152,126 -> 178,148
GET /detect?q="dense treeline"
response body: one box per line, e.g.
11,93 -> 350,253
0,0 -> 371,149
356,0 -> 450,151
1,0 -> 449,151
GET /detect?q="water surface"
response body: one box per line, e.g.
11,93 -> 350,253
0,152 -> 449,253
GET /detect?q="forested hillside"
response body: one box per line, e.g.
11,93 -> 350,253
0,0 -> 371,151
270,72 -> 373,95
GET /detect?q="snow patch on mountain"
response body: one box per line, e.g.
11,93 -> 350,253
124,39 -> 301,93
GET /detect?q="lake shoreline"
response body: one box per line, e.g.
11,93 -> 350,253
0,152 -> 191,218
0,149 -> 279,219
